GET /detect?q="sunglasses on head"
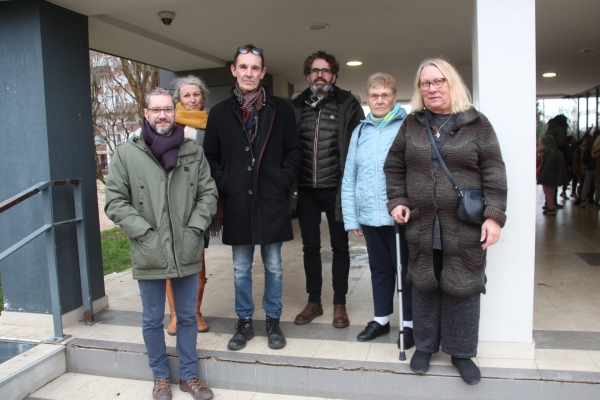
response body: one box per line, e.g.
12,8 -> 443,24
235,47 -> 263,58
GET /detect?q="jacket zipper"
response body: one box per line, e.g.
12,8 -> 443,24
313,109 -> 322,187
165,168 -> 181,277
375,128 -> 382,226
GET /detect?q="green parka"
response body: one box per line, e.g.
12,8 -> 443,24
105,130 -> 218,280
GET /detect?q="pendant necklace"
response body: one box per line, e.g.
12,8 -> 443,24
433,114 -> 453,138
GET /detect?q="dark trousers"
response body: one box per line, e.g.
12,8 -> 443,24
297,187 -> 350,305
413,250 -> 481,358
362,225 -> 412,320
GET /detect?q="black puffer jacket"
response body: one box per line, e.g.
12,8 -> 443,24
203,87 -> 302,245
292,85 -> 364,221
297,95 -> 340,188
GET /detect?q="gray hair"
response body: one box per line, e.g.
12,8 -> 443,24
144,87 -> 174,107
171,75 -> 210,106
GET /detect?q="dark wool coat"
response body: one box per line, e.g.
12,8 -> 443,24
203,87 -> 302,246
384,108 -> 508,297
291,85 -> 365,222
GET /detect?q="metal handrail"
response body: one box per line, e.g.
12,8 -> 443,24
0,179 -> 96,342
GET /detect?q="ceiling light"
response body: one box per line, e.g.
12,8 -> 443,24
347,61 -> 362,66
578,48 -> 598,53
304,23 -> 330,31
542,72 -> 556,78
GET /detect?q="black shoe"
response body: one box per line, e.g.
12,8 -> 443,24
574,199 -> 581,206
227,318 -> 254,351
555,203 -> 564,208
357,321 -> 390,342
410,350 -> 431,374
451,357 -> 481,385
266,315 -> 286,349
399,327 -> 414,350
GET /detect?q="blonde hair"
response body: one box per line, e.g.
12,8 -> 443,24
366,72 -> 397,94
409,58 -> 473,114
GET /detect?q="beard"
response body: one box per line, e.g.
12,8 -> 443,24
151,117 -> 175,136
309,77 -> 334,95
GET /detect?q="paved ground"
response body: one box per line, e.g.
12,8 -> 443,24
97,179 -> 115,231
29,373 -> 337,400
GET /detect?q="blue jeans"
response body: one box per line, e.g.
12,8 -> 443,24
232,243 -> 283,319
138,273 -> 199,381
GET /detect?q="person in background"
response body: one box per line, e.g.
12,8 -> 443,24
580,131 -> 598,207
165,75 -> 213,335
544,115 -> 569,207
567,136 -> 580,198
537,135 -> 569,215
341,72 -> 413,346
384,58 -> 507,385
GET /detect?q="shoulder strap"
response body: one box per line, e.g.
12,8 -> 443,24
358,123 -> 364,139
424,113 -> 463,197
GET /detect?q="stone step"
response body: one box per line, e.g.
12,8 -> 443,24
64,337 -> 600,400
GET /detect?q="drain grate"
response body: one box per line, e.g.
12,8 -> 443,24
0,340 -> 37,364
576,252 -> 600,266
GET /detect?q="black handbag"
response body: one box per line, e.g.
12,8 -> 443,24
424,113 -> 486,225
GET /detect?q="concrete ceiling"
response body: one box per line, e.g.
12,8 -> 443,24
51,0 -> 600,101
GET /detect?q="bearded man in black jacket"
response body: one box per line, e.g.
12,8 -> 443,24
203,44 -> 302,351
291,51 -> 365,328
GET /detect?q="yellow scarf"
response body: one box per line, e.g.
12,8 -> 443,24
175,102 -> 208,129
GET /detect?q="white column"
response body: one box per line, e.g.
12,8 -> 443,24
473,0 -> 537,358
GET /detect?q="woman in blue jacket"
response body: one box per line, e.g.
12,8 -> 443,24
342,73 -> 413,345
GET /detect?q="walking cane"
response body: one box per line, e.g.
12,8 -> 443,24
395,221 -> 406,361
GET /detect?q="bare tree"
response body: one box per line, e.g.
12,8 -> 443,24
120,58 -> 159,122
89,51 -> 158,182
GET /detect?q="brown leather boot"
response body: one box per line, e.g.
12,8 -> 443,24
166,279 -> 177,336
196,253 -> 209,332
293,302 -> 323,325
333,304 -> 349,328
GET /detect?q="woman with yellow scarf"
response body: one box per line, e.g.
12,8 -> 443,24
166,75 -> 213,335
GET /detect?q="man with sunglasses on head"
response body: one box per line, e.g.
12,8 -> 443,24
203,44 -> 302,351
291,51 -> 365,329
105,87 -> 217,400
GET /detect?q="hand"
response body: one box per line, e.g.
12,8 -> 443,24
350,229 -> 363,237
391,205 -> 411,224
481,218 -> 501,250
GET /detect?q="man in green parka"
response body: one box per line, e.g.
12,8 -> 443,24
105,87 -> 217,400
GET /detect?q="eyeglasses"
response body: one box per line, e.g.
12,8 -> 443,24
235,46 -> 263,58
418,78 -> 446,91
147,107 -> 175,116
310,68 -> 332,76
367,93 -> 394,101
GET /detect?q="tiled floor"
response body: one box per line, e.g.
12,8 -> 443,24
5,186 -> 600,397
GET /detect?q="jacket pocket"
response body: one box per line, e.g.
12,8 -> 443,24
181,227 -> 204,265
131,230 -> 167,270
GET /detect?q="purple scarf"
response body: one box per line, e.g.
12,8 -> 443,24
141,119 -> 184,170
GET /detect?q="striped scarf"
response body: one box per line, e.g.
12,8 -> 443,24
234,82 -> 264,143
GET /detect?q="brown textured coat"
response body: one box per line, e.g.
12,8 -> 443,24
384,108 -> 507,297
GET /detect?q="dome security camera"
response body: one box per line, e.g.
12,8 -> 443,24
158,11 -> 176,26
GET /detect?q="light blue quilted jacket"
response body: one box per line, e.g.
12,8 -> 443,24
342,104 -> 407,230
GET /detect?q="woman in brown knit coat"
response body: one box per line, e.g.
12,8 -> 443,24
383,58 -> 507,385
